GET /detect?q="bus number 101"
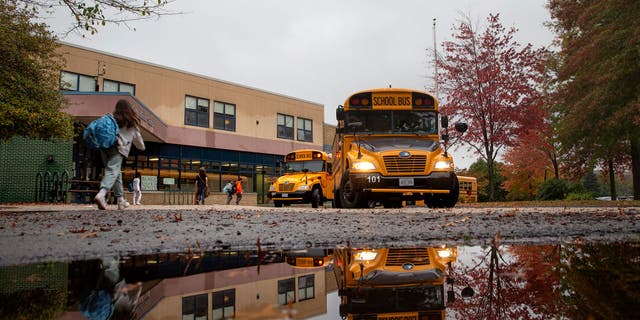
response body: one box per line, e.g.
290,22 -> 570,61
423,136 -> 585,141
367,175 -> 381,183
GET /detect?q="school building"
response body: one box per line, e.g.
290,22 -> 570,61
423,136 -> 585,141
56,41 -> 334,205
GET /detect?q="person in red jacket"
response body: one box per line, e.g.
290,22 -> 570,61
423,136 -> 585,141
235,178 -> 243,205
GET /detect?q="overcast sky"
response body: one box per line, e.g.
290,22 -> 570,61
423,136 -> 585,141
41,0 -> 555,168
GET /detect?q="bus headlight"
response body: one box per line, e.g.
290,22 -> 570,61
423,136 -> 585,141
352,161 -> 376,171
437,248 -> 453,259
297,185 -> 310,191
353,250 -> 378,261
269,185 -> 276,191
434,160 -> 452,169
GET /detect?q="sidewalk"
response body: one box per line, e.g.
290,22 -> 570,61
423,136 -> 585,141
0,202 -> 252,212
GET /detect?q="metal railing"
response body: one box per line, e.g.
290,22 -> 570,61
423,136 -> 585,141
163,187 -> 196,205
35,170 -> 71,203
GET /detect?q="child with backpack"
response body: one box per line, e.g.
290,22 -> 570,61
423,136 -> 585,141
234,178 -> 243,205
223,180 -> 234,205
93,99 -> 145,210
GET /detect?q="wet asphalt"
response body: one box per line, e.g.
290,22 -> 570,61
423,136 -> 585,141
0,203 -> 639,266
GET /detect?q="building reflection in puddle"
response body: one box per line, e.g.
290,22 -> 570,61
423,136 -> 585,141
0,241 -> 638,319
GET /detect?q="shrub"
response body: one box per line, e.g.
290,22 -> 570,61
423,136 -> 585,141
536,178 -> 570,200
566,192 -> 595,200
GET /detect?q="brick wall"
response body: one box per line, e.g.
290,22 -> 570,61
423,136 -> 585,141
0,136 -> 72,203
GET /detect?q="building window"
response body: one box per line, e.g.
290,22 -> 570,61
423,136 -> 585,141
185,95 -> 210,128
103,79 -> 135,95
297,118 -> 313,142
214,101 -> 236,131
277,114 -> 294,140
298,274 -> 315,301
182,294 -> 208,320
212,289 -> 235,320
60,71 -> 96,92
278,278 -> 295,305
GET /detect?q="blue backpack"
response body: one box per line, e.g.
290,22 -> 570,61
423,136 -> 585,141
83,114 -> 119,149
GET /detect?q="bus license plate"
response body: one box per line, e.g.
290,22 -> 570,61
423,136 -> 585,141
282,193 -> 288,197
399,178 -> 414,186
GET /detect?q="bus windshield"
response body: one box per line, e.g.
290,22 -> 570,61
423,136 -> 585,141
285,160 -> 324,173
345,110 -> 437,134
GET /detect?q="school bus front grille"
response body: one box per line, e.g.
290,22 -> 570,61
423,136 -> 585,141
278,183 -> 295,192
383,155 -> 427,173
385,248 -> 431,266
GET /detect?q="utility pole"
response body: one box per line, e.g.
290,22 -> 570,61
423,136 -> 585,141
433,18 -> 438,100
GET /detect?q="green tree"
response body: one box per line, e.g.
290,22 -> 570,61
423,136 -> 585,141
20,0 -> 175,35
0,0 -> 73,141
581,170 -> 602,197
468,158 -> 507,202
548,0 -> 640,200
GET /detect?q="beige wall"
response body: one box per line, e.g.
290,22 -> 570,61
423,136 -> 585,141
141,264 -> 327,319
57,42 -> 325,154
323,123 -> 337,151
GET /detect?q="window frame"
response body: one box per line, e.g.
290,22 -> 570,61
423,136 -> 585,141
277,113 -> 294,140
103,79 -> 136,95
212,289 -> 235,320
182,294 -> 208,320
298,274 -> 315,301
297,117 -> 313,142
60,71 -> 97,92
278,278 -> 296,305
213,101 -> 236,132
185,95 -> 210,128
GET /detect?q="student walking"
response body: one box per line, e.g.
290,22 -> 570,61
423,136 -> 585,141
195,167 -> 208,205
235,178 -> 243,205
94,99 -> 145,210
223,180 -> 234,205
132,172 -> 142,205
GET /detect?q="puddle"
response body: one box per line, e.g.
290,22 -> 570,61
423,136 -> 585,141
0,242 -> 638,319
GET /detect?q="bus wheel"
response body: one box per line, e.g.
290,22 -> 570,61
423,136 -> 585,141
340,173 -> 364,208
311,188 -> 322,208
333,189 -> 343,208
424,194 -> 442,208
442,178 -> 460,208
274,200 -> 283,207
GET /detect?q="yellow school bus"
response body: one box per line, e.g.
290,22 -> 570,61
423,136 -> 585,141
333,245 -> 457,320
332,88 -> 467,208
267,149 -> 333,208
457,175 -> 478,203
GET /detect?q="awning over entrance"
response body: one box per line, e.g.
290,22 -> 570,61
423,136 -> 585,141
63,92 -> 168,143
62,92 -> 322,155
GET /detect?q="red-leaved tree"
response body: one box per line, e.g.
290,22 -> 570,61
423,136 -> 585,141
438,14 -> 547,201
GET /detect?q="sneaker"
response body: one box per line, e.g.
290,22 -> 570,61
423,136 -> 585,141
94,194 -> 107,210
118,200 -> 130,210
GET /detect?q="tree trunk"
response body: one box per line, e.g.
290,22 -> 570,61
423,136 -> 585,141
631,137 -> 640,200
608,158 -> 617,201
487,158 -> 495,201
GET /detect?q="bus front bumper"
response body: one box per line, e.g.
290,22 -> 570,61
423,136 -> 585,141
349,172 -> 456,195
267,190 -> 311,202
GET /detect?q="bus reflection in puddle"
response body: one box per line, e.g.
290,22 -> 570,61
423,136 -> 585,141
0,242 -> 638,319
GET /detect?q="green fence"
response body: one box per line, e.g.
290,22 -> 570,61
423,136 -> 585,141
0,136 -> 72,203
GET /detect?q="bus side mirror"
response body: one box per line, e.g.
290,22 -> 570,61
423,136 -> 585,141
455,122 -> 468,134
440,115 -> 449,128
336,106 -> 345,121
